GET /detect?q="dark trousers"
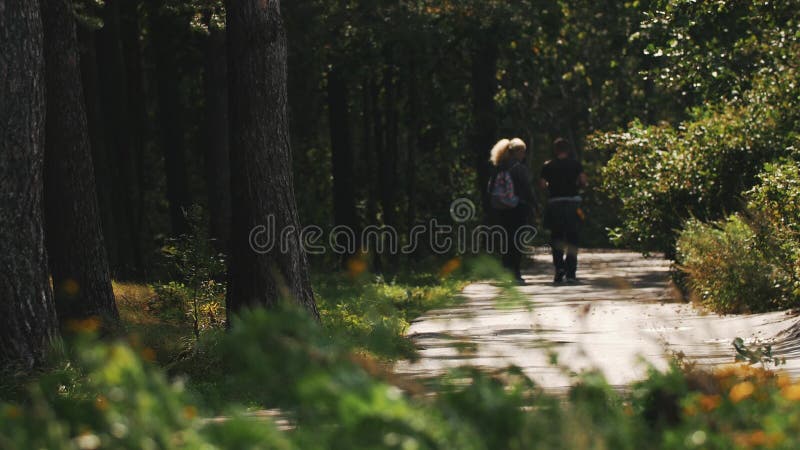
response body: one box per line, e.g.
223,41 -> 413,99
545,201 -> 581,277
496,205 -> 528,279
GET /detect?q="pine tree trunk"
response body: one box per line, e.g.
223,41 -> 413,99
369,75 -> 384,272
77,25 -> 118,269
471,35 -> 498,217
203,21 -> 231,252
41,0 -> 119,327
148,1 -> 190,236
406,61 -> 419,232
362,76 -> 378,261
226,0 -> 319,320
380,56 -> 398,229
119,0 -> 146,261
0,0 -> 59,369
327,66 -> 357,255
96,0 -> 140,276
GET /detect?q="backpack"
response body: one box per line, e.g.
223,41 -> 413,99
488,166 -> 519,210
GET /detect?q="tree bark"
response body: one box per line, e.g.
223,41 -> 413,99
119,0 -> 146,258
327,66 -> 357,255
362,75 -> 379,268
96,0 -> 140,275
471,34 -> 498,216
41,0 -> 119,327
203,20 -> 231,252
0,0 -> 59,369
368,75 -> 384,272
226,0 -> 319,319
380,56 -> 398,229
148,1 -> 191,236
77,25 -> 118,269
406,61 -> 420,231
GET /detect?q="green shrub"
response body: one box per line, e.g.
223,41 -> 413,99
156,206 -> 227,340
591,66 -> 800,255
676,162 -> 800,313
676,215 -> 781,313
150,282 -> 191,322
8,307 -> 800,449
745,162 -> 800,303
0,339 -> 214,449
644,364 -> 800,450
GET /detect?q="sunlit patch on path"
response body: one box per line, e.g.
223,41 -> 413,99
397,251 -> 800,391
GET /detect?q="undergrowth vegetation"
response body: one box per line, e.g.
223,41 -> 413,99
4,306 -> 800,450
591,1 -> 800,312
676,162 -> 800,313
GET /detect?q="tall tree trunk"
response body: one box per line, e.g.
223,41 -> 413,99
0,0 -> 59,369
470,34 -> 498,216
380,56 -> 398,230
119,0 -> 146,260
96,0 -> 140,276
362,76 -> 378,264
327,66 -> 357,257
406,61 -> 419,231
148,1 -> 191,236
226,0 -> 319,319
203,21 -> 231,252
369,75 -> 384,272
41,0 -> 119,327
77,26 -> 117,269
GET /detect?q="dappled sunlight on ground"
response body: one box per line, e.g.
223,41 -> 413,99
398,251 -> 800,391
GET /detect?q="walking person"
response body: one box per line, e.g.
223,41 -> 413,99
539,138 -> 587,283
488,138 -> 537,285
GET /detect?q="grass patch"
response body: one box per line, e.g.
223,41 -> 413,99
314,269 -> 470,360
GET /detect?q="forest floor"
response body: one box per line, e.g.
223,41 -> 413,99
397,250 -> 800,391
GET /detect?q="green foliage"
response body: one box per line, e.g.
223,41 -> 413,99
593,64 -> 800,254
283,0 -> 666,237
0,340 -> 212,449
314,270 -> 468,359
646,364 -> 800,450
639,0 -> 800,105
310,255 -> 517,359
9,306 -> 800,449
156,206 -> 226,339
675,161 -> 800,313
593,0 -> 800,255
676,215 -> 780,313
733,337 -> 786,369
745,162 -> 800,302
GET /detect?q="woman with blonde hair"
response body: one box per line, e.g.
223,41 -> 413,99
487,137 -> 537,285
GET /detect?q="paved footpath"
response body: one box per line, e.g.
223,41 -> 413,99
397,251 -> 800,390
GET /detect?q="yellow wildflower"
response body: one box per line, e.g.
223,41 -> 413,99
699,394 -> 721,412
781,384 -> 800,401
439,257 -> 461,278
66,317 -> 101,333
183,405 -> 197,420
776,373 -> 792,388
139,347 -> 157,363
4,405 -> 21,419
95,395 -> 108,412
346,255 -> 368,278
729,381 -> 755,403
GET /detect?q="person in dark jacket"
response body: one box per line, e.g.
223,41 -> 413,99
488,138 -> 537,285
539,138 -> 587,283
